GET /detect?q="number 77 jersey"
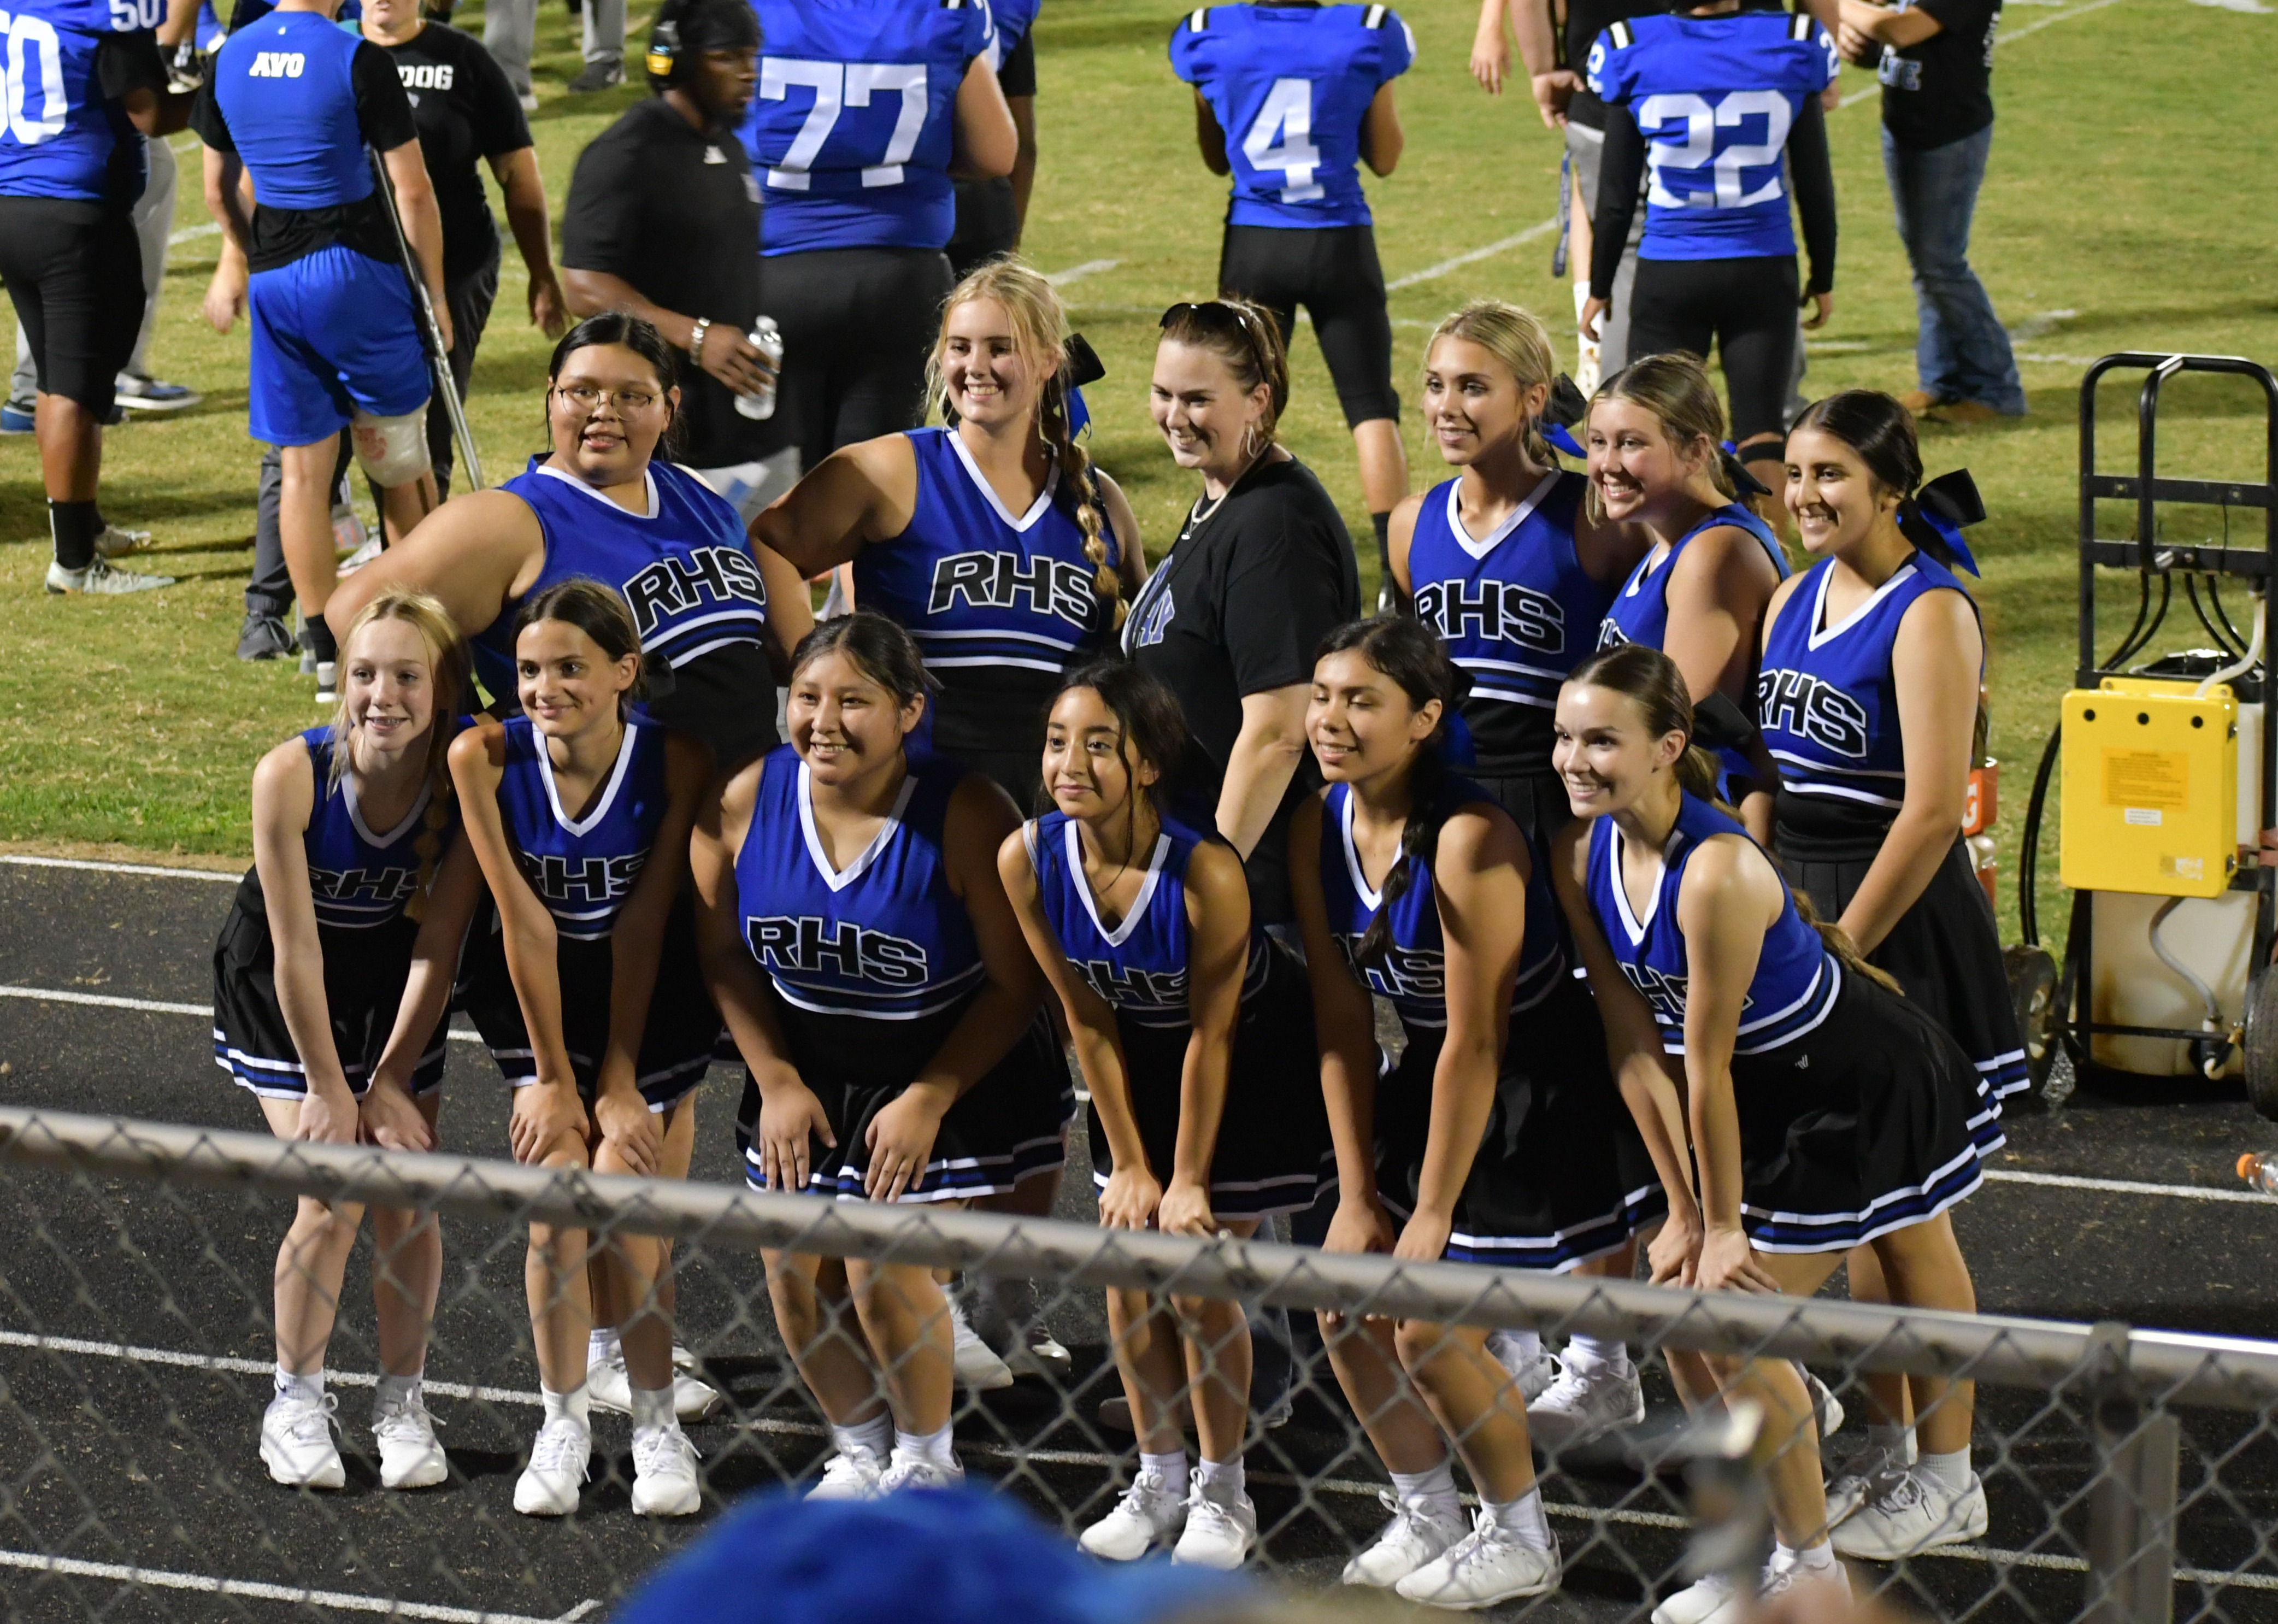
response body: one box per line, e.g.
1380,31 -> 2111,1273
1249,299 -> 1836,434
1170,3 -> 1414,230
743,0 -> 993,255
1585,9 -> 1837,260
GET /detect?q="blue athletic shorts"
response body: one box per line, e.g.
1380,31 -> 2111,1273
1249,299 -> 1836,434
246,244 -> 431,447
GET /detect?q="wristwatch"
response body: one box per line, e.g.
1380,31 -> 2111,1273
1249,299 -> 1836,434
687,316 -> 711,358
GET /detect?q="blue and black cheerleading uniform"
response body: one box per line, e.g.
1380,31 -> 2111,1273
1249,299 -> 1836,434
1583,791 -> 1995,1251
1405,470 -> 1618,846
730,748 -> 1070,1202
1317,776 -> 1662,1268
1025,811 -> 1329,1217
475,458 -> 778,771
851,427 -> 1121,807
1758,550 -> 2030,1105
213,726 -> 462,1099
456,716 -> 716,1110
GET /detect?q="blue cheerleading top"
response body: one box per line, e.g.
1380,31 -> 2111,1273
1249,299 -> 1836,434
1316,776 -> 1563,1030
736,746 -> 985,1020
1756,549 -> 1975,833
474,458 -> 770,704
1584,791 -> 1838,1055
1597,502 -> 1786,652
493,714 -> 671,941
297,725 -> 461,929
1025,811 -> 1269,1030
1408,471 -> 1616,774
852,428 -> 1120,678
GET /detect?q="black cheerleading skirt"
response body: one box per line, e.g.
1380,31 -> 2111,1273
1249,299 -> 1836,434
735,991 -> 1073,1204
211,882 -> 449,1100
1375,974 -> 1665,1270
1779,830 -> 2029,1110
1729,962 -> 1992,1254
455,891 -> 717,1111
1087,939 -> 1333,1220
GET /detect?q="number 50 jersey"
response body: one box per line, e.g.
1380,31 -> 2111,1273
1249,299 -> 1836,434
1170,3 -> 1414,231
1586,8 -> 1836,261
0,0 -> 165,207
743,0 -> 993,255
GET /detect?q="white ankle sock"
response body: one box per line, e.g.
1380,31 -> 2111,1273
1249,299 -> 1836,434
274,1366 -> 322,1404
1389,1458 -> 1462,1524
894,1423 -> 957,1468
1564,1334 -> 1630,1378
1867,1423 -> 1917,1469
1776,1538 -> 1837,1574
1485,1487 -> 1554,1552
1197,1456 -> 1245,1501
541,1383 -> 591,1431
374,1372 -> 421,1412
1140,1449 -> 1188,1486
1496,1328 -> 1544,1366
832,1413 -> 892,1459
587,1328 -> 620,1368
629,1384 -> 677,1434
1918,1447 -> 1971,1494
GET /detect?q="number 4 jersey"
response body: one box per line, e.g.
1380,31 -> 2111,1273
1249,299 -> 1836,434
1585,8 -> 1836,260
0,0 -> 166,207
1170,3 -> 1414,230
743,0 -> 992,255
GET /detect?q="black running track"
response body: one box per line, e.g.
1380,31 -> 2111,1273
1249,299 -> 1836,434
2,857 -> 2276,1624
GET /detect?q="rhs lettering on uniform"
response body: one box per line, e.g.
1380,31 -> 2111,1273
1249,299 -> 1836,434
1337,937 -> 1444,1004
926,550 -> 1099,627
515,850 -> 648,906
745,915 -> 930,986
1756,667 -> 1870,758
619,547 -> 766,641
1077,960 -> 1188,1008
1414,578 -> 1566,655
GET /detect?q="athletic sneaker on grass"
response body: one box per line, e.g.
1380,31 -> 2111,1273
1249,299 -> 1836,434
114,373 -> 200,411
96,523 -> 151,556
1394,1511 -> 1561,1609
1341,1491 -> 1465,1588
1078,1467 -> 1186,1560
238,611 -> 297,662
46,557 -> 172,595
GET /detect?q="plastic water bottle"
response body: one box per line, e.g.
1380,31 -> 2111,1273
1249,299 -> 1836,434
2237,1152 -> 2278,1195
734,317 -> 783,420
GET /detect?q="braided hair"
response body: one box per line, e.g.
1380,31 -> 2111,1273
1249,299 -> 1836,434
1315,616 -> 1470,970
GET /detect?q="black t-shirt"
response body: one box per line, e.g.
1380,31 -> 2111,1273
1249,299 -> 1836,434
191,39 -> 416,272
1877,0 -> 2000,149
1563,0 -> 1668,130
561,96 -> 775,469
382,22 -> 529,283
1123,455 -> 1361,926
998,26 -> 1037,98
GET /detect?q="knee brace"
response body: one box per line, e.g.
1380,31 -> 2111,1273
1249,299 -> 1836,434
350,406 -> 432,488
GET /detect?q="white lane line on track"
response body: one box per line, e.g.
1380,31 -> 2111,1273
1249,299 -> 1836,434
1386,217 -> 1559,291
0,983 -> 488,1043
1839,0 -> 2125,105
0,1550 -> 593,1624
2,854 -> 238,881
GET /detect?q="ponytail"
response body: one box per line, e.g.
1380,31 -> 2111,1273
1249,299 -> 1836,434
1791,889 -> 1905,997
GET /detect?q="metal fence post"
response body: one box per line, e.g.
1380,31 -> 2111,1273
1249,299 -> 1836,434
2083,1321 -> 2182,1624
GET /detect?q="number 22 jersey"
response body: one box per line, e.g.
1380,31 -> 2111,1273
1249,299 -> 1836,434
1169,3 -> 1414,231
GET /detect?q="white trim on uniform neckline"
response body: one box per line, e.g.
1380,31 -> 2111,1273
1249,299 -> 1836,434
340,770 -> 433,852
1609,819 -> 1687,946
537,720 -> 640,838
1444,469 -> 1564,562
1066,822 -> 1170,948
1807,559 -> 1918,651
945,429 -> 1058,532
1339,790 -> 1388,913
798,760 -> 919,893
533,462 -> 661,522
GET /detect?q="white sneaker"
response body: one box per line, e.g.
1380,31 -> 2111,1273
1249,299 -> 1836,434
1172,1469 -> 1257,1569
1700,1560 -> 1850,1624
45,557 -> 172,595
95,523 -> 151,558
1394,1509 -> 1561,1609
513,1417 -> 591,1516
587,1341 -> 723,1421
878,1452 -> 964,1494
1527,1358 -> 1644,1452
1650,1570 -> 1734,1624
1008,1329 -> 1073,1381
259,1391 -> 344,1488
808,1442 -> 886,1502
1079,1467 -> 1187,1560
671,1342 -> 701,1372
1824,1437 -> 1909,1529
371,1392 -> 446,1490
630,1425 -> 702,1517
1341,1490 -> 1467,1588
947,1298 -> 1014,1391
1487,1334 -> 1558,1403
1831,1466 -> 1988,1560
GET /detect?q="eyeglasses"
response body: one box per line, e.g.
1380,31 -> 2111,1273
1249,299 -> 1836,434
554,384 -> 661,414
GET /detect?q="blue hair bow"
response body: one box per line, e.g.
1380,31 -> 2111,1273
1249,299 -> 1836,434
1900,469 -> 1986,576
1545,421 -> 1586,460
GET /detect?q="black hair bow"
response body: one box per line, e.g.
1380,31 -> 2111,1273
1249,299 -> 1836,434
1898,469 -> 1985,576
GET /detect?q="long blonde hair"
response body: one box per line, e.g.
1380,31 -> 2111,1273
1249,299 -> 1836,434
324,585 -> 468,921
1422,299 -> 1560,469
1584,351 -> 1737,523
926,258 -> 1123,629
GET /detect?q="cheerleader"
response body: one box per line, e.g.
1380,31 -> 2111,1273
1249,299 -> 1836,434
997,661 -> 1331,1569
1291,617 -> 1663,1609
448,579 -> 717,1520
215,586 -> 479,1493
1764,390 -> 2020,1556
1549,643 -> 1989,1620
1590,351 -> 1790,837
689,613 -> 1068,1502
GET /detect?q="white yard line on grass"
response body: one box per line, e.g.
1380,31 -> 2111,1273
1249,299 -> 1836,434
1387,218 -> 1559,291
1043,258 -> 1119,287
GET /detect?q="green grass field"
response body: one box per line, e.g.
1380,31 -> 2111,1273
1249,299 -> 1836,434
0,0 -> 2272,962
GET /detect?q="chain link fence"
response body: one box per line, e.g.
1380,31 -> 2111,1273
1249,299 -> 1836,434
2,1104 -> 2274,1623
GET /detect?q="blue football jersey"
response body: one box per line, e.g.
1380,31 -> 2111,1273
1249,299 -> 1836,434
987,0 -> 1039,63
494,715 -> 673,942
210,9 -> 375,210
297,724 -> 462,929
0,0 -> 163,205
1584,791 -> 1838,1055
743,0 -> 991,255
1586,9 -> 1837,260
1169,3 -> 1413,230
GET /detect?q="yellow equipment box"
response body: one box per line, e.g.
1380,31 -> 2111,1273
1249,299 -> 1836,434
2060,676 -> 2238,899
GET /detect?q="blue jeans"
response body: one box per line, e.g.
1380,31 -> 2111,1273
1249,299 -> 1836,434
1881,122 -> 2026,414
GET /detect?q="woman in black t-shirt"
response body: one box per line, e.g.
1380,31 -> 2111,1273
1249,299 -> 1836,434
1125,298 -> 1362,928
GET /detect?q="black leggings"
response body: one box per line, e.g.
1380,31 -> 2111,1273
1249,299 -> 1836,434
0,196 -> 143,415
1627,253 -> 1799,444
762,245 -> 953,474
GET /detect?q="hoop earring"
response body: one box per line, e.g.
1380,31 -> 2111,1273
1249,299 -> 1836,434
1241,421 -> 1263,461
